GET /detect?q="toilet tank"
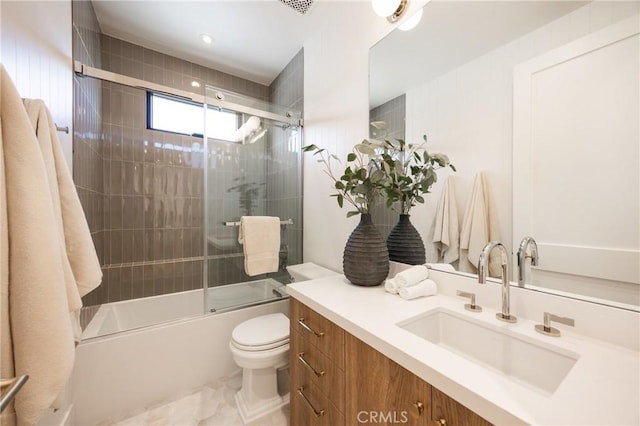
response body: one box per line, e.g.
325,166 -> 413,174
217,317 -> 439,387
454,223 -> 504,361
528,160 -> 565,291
286,262 -> 339,282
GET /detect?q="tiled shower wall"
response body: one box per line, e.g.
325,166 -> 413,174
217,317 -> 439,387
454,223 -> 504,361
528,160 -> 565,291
72,0 -> 105,304
73,1 -> 302,305
268,49 -> 304,269
369,94 -> 406,238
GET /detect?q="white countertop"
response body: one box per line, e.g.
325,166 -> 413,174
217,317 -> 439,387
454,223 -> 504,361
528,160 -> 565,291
287,274 -> 640,426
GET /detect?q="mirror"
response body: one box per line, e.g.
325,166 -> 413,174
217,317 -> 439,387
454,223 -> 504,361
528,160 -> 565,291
369,1 -> 639,310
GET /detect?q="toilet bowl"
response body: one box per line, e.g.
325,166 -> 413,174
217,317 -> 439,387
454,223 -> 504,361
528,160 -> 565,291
230,313 -> 290,424
230,263 -> 339,423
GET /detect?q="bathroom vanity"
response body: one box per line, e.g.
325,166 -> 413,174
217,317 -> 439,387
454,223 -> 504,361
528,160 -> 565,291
290,297 -> 490,425
287,271 -> 639,425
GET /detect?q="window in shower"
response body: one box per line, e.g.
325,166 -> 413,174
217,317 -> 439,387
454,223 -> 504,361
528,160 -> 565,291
147,92 -> 239,141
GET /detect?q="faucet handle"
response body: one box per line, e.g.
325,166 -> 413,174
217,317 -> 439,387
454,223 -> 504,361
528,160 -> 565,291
535,312 -> 575,337
456,290 -> 482,312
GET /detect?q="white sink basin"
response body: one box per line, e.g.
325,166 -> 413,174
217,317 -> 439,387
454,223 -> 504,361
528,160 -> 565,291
397,308 -> 579,393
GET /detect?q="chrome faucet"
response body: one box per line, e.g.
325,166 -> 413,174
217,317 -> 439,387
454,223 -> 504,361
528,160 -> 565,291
517,236 -> 539,287
478,241 -> 517,323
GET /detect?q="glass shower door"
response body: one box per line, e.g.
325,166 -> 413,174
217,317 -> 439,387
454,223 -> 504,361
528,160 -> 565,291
203,85 -> 303,314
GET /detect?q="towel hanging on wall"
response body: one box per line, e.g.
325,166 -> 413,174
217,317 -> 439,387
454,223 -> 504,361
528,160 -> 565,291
432,175 -> 460,264
0,65 -> 102,426
459,172 -> 502,277
238,216 -> 281,276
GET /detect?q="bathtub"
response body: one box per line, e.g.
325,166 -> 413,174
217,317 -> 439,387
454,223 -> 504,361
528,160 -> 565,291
81,278 -> 287,339
70,280 -> 290,425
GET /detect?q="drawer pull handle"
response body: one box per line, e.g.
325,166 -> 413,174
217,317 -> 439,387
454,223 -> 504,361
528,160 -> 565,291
297,352 -> 325,377
298,318 -> 325,338
434,418 -> 447,426
296,387 -> 325,417
410,401 -> 424,418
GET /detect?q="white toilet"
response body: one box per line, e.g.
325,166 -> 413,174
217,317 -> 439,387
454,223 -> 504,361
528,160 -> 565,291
229,263 -> 339,423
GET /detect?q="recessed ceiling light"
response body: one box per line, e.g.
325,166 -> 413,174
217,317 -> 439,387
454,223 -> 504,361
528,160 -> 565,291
191,81 -> 201,88
200,34 -> 213,44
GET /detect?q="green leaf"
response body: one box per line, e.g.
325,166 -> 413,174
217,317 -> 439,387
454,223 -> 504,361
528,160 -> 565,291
337,194 -> 344,208
335,181 -> 345,190
370,169 -> 384,183
450,164 -> 457,172
355,144 -> 376,156
353,184 -> 368,194
347,152 -> 357,162
346,211 -> 360,218
302,144 -> 318,152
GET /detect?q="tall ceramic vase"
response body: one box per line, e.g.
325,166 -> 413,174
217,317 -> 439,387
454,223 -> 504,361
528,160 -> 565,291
386,214 -> 426,265
343,214 -> 389,286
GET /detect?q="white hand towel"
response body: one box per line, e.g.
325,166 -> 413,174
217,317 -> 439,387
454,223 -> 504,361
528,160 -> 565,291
395,265 -> 429,288
238,216 -> 280,276
384,278 -> 399,294
399,279 -> 438,300
459,172 -> 502,276
432,176 -> 459,264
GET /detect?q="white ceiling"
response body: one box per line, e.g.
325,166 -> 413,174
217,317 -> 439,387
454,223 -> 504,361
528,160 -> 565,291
369,1 -> 588,108
92,0 -> 315,86
92,0 -> 589,94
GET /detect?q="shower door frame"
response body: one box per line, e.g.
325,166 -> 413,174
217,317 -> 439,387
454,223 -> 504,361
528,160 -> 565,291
74,61 -> 303,316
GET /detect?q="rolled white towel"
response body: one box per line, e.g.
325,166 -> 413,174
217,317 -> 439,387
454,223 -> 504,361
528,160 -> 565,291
395,265 -> 429,288
384,278 -> 399,294
399,279 -> 438,300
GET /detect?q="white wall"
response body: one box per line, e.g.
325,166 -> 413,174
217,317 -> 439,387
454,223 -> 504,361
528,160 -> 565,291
0,0 -> 73,168
302,0 -> 428,271
302,1 -> 639,305
403,2 -> 640,271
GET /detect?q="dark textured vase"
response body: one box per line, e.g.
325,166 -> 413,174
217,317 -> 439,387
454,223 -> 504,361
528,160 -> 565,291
386,214 -> 426,265
343,214 -> 389,286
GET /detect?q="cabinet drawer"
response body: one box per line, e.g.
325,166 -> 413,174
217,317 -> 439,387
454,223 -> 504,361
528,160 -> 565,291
432,388 -> 493,426
291,329 -> 345,413
290,299 -> 345,364
291,363 -> 345,426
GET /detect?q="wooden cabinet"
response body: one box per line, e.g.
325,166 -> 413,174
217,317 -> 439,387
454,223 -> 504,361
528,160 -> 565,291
431,388 -> 492,426
290,298 -> 345,425
346,333 -> 431,425
290,298 -> 493,426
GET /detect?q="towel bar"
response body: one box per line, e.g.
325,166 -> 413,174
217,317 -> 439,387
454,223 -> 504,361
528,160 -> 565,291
0,375 -> 29,413
55,124 -> 69,134
224,218 -> 293,227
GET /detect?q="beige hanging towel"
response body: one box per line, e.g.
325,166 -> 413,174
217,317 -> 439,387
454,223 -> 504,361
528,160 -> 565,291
459,172 -> 502,277
432,175 -> 460,264
0,65 -> 101,426
22,99 -> 102,302
238,216 -> 281,276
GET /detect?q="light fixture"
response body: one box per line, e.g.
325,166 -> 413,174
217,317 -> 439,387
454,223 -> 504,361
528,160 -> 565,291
398,7 -> 422,31
191,81 -> 201,88
200,33 -> 213,44
372,0 -> 407,23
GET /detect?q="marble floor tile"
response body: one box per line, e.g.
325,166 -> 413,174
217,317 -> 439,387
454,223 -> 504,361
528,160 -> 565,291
106,372 -> 289,426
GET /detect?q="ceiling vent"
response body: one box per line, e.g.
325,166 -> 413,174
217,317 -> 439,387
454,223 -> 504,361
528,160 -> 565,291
279,0 -> 314,15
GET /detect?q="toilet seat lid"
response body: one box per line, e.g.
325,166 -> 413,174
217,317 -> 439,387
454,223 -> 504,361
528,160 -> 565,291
232,313 -> 289,347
